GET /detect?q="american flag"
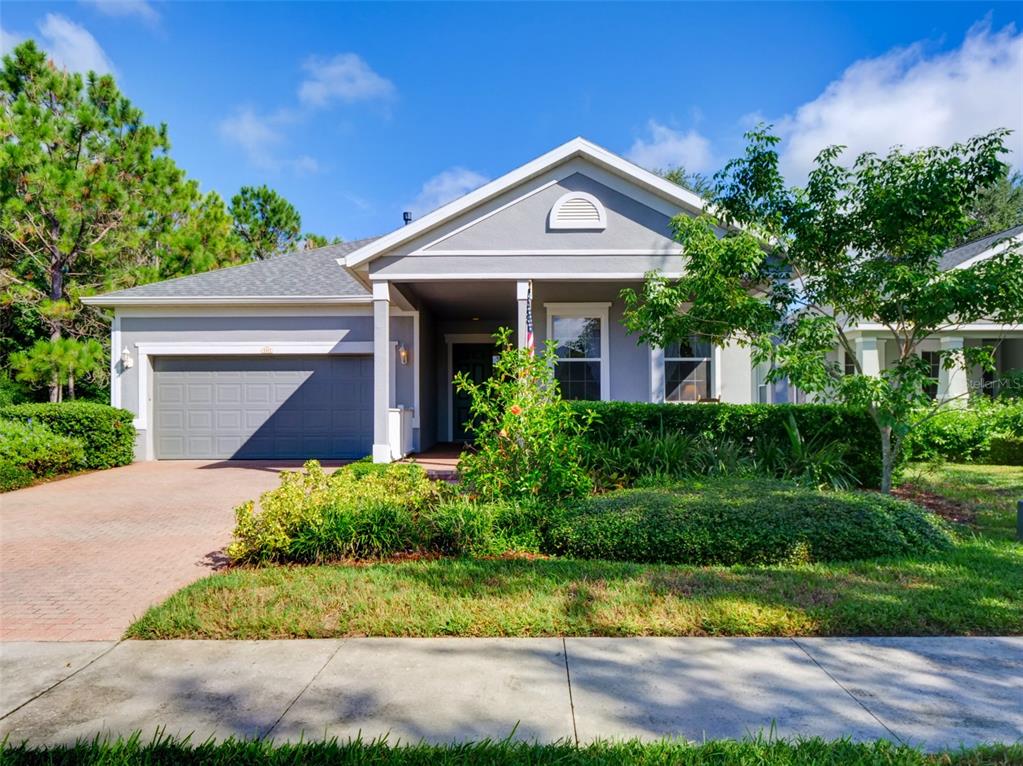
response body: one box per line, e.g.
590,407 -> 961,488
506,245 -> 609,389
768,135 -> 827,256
525,280 -> 535,354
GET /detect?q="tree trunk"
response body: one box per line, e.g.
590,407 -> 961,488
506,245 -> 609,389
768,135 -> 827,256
68,372 -> 75,401
880,425 -> 894,494
48,261 -> 64,402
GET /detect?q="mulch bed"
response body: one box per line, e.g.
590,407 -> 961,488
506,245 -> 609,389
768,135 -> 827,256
892,484 -> 978,526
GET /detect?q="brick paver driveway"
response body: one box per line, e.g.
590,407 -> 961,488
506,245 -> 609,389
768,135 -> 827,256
0,461 -> 315,641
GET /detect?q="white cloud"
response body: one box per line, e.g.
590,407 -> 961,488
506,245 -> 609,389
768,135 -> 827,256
36,13 -> 114,74
776,20 -> 1023,182
219,106 -> 283,169
410,167 -> 489,216
80,0 -> 159,25
626,120 -> 713,173
298,53 -> 395,108
218,107 -> 321,175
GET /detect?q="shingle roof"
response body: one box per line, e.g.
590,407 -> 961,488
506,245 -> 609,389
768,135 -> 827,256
938,224 -> 1023,271
88,237 -> 380,303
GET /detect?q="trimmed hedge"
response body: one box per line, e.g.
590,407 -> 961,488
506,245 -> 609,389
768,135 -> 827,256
0,402 -> 136,469
988,435 -> 1023,466
547,478 -> 952,566
0,419 -> 85,477
903,402 -> 1023,463
571,402 -> 884,488
0,462 -> 34,492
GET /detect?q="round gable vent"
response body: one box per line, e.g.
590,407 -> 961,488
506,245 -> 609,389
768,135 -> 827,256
549,191 -> 607,231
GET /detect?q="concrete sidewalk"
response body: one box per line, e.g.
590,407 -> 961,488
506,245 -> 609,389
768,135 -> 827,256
1,638 -> 1020,750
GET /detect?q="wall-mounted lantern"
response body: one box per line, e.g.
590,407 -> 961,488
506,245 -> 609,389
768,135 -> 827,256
120,346 -> 134,370
397,343 -> 409,366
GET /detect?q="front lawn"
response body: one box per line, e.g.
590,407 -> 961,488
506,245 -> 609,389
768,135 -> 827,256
127,464 -> 1023,639
3,735 -> 1021,766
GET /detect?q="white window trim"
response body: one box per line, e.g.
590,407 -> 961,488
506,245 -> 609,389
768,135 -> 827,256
648,344 -> 721,403
548,191 -> 607,231
544,302 -> 611,401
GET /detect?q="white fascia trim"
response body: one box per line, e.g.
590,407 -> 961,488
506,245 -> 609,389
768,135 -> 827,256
950,233 -> 1023,270
847,323 -> 1023,335
369,273 -> 672,282
344,137 -> 708,269
115,305 -> 372,317
404,248 -> 683,256
82,295 -> 371,307
545,302 -> 612,401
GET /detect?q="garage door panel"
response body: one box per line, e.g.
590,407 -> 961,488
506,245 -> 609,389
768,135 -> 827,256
154,355 -> 373,459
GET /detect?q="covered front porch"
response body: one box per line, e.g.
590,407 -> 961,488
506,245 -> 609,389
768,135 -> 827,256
370,277 -> 663,463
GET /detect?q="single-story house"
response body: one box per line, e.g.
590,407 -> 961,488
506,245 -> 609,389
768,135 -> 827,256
83,139 -> 1023,462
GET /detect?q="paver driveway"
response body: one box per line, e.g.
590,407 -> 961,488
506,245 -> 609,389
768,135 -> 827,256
0,461 -> 315,641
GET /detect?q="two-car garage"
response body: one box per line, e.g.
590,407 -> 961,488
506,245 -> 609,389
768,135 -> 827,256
152,355 -> 373,460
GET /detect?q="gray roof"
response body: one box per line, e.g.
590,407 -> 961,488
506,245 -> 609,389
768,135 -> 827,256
938,224 -> 1023,271
90,237 -> 379,302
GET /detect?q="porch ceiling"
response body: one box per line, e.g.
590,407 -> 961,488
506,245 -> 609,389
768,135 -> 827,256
402,280 -> 517,319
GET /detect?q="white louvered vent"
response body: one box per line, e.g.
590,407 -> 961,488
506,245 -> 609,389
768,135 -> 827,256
549,192 -> 607,230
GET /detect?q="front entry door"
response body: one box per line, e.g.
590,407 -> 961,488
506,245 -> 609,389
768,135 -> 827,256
452,343 -> 494,441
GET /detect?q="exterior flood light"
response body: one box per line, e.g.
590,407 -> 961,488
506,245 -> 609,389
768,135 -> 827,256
120,346 -> 134,370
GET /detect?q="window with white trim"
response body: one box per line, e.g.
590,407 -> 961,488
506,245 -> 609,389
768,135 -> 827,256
664,338 -> 712,402
547,304 -> 609,401
921,350 -> 940,400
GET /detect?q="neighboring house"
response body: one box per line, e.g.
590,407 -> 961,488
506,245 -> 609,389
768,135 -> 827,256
764,224 -> 1023,406
83,139 -> 1023,462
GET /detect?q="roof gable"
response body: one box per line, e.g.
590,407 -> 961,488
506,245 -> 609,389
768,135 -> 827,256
343,137 -> 707,270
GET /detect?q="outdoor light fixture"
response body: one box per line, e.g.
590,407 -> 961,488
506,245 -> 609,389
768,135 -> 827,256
397,343 -> 409,366
120,346 -> 134,370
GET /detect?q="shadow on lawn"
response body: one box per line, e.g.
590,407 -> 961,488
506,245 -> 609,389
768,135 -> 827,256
390,542 -> 1023,636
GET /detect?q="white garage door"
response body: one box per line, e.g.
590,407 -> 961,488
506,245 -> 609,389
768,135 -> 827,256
153,355 -> 373,459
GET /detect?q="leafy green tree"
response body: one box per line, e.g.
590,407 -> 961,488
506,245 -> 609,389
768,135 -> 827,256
155,190 -> 245,279
10,337 -> 104,401
623,127 -> 1023,493
229,185 -> 302,260
657,166 -> 715,198
0,40 -> 193,398
960,170 -> 1023,244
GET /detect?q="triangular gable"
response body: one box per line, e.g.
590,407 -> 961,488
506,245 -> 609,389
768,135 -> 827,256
343,137 -> 707,271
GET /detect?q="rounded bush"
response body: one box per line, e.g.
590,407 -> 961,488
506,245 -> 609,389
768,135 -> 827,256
546,478 -> 952,565
0,402 -> 136,469
0,418 -> 86,478
0,462 -> 34,492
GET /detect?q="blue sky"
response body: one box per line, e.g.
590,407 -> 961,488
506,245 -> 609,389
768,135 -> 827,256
3,2 -> 1022,240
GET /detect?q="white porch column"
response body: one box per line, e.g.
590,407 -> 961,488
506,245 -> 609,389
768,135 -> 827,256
939,336 -> 969,405
855,336 -> 885,377
372,282 -> 392,463
516,280 -> 530,349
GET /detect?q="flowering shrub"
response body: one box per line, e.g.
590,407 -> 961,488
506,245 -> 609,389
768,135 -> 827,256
454,328 -> 594,502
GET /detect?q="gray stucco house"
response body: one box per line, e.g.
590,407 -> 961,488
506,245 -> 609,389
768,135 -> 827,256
84,138 -> 1023,462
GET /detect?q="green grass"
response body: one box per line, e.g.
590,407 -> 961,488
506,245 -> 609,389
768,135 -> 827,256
127,464 -> 1023,640
3,734 -> 1021,766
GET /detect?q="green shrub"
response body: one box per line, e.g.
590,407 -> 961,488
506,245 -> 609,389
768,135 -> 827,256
905,401 -> 1023,462
0,462 -> 34,492
229,460 -> 451,564
455,328 -> 594,502
0,375 -> 30,407
572,401 -> 880,488
0,418 -> 85,477
422,497 -> 547,556
546,478 -> 952,565
0,402 -> 136,469
987,435 -> 1023,466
